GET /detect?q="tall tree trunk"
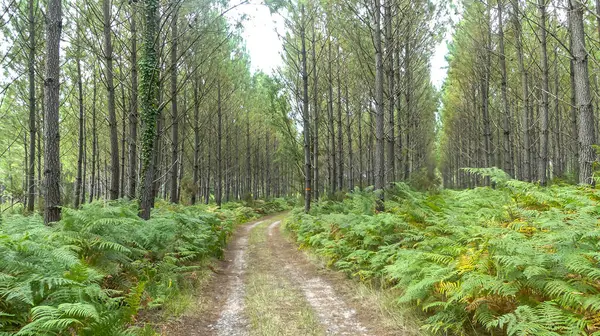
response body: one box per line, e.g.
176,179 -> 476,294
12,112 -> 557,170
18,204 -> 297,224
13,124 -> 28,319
301,4 -> 311,212
246,107 -> 251,197
90,72 -> 98,203
569,0 -> 596,185
104,0 -> 119,199
216,81 -> 222,207
178,96 -> 186,202
569,33 -> 579,179
265,130 -> 271,199
74,28 -> 84,209
538,0 -> 549,185
327,37 -> 336,194
226,114 -> 231,202
169,8 -> 179,203
336,45 -> 343,191
346,81 -> 354,190
481,5 -> 492,174
120,78 -> 127,198
553,44 -> 563,178
128,8 -> 138,199
26,0 -> 36,213
311,24 -> 319,200
373,0 -> 385,211
37,94 -> 42,208
81,125 -> 87,205
43,0 -> 62,224
512,0 -> 531,182
192,79 -> 200,205
358,102 -> 363,189
385,0 -> 395,183
498,0 -> 513,177
138,0 -> 160,219
404,39 -> 411,180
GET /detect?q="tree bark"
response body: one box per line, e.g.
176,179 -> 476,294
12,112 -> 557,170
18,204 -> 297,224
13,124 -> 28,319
327,36 -> 336,194
128,8 -> 138,199
90,72 -> 98,203
301,4 -> 311,212
512,0 -> 531,181
373,0 -> 385,211
311,24 -> 319,200
569,0 -> 596,185
384,0 -> 395,183
138,0 -> 160,219
74,26 -> 84,209
169,8 -> 179,203
216,80 -> 222,207
497,0 -> 513,177
192,79 -> 200,205
26,0 -> 36,213
538,0 -> 549,185
104,0 -> 119,199
43,0 -> 62,224
336,45 -> 343,191
346,81 -> 353,190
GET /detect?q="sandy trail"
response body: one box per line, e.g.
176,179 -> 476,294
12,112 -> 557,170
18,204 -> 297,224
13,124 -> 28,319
212,220 -> 263,336
162,213 -> 403,336
270,220 -> 371,336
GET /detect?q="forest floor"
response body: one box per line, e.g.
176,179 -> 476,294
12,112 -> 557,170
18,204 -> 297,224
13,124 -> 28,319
158,213 -> 419,336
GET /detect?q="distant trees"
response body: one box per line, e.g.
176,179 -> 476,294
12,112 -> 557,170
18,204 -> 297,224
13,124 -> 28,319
273,0 -> 441,210
439,0 -> 600,187
0,0 -> 295,220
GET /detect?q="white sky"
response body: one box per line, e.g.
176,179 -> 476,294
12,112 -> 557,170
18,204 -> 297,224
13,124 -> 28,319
228,1 -> 451,89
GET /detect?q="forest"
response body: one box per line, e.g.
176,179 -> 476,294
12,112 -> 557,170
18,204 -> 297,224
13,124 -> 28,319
1,0 -> 600,334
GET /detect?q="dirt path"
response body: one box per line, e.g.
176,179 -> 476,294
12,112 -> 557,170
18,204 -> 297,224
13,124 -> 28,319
163,213 -> 412,336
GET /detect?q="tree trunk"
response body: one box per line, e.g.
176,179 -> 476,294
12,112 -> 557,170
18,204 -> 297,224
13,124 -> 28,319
169,8 -> 179,203
192,79 -> 200,205
120,76 -> 127,198
104,0 -> 119,199
138,0 -> 160,219
346,81 -> 354,190
512,0 -> 531,182
358,102 -> 363,189
373,0 -> 385,211
404,39 -> 411,180
497,0 -> 513,177
90,72 -> 98,203
336,45 -> 343,191
569,0 -> 596,185
128,8 -> 138,199
327,37 -> 336,195
216,81 -> 222,207
311,24 -> 319,200
246,107 -> 251,197
385,0 -> 395,183
538,0 -> 549,185
26,0 -> 36,213
301,4 -> 311,212
74,28 -> 84,209
553,44 -> 563,178
481,5 -> 492,175
43,0 -> 62,224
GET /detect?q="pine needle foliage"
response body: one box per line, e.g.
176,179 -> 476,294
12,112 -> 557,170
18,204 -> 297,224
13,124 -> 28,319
287,172 -> 600,335
0,199 -> 289,335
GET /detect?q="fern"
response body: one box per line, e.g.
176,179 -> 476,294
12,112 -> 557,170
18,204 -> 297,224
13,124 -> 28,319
287,180 -> 600,335
0,198 -> 286,335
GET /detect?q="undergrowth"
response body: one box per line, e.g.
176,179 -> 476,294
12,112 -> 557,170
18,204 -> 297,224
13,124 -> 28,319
0,198 -> 289,335
287,168 -> 600,335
